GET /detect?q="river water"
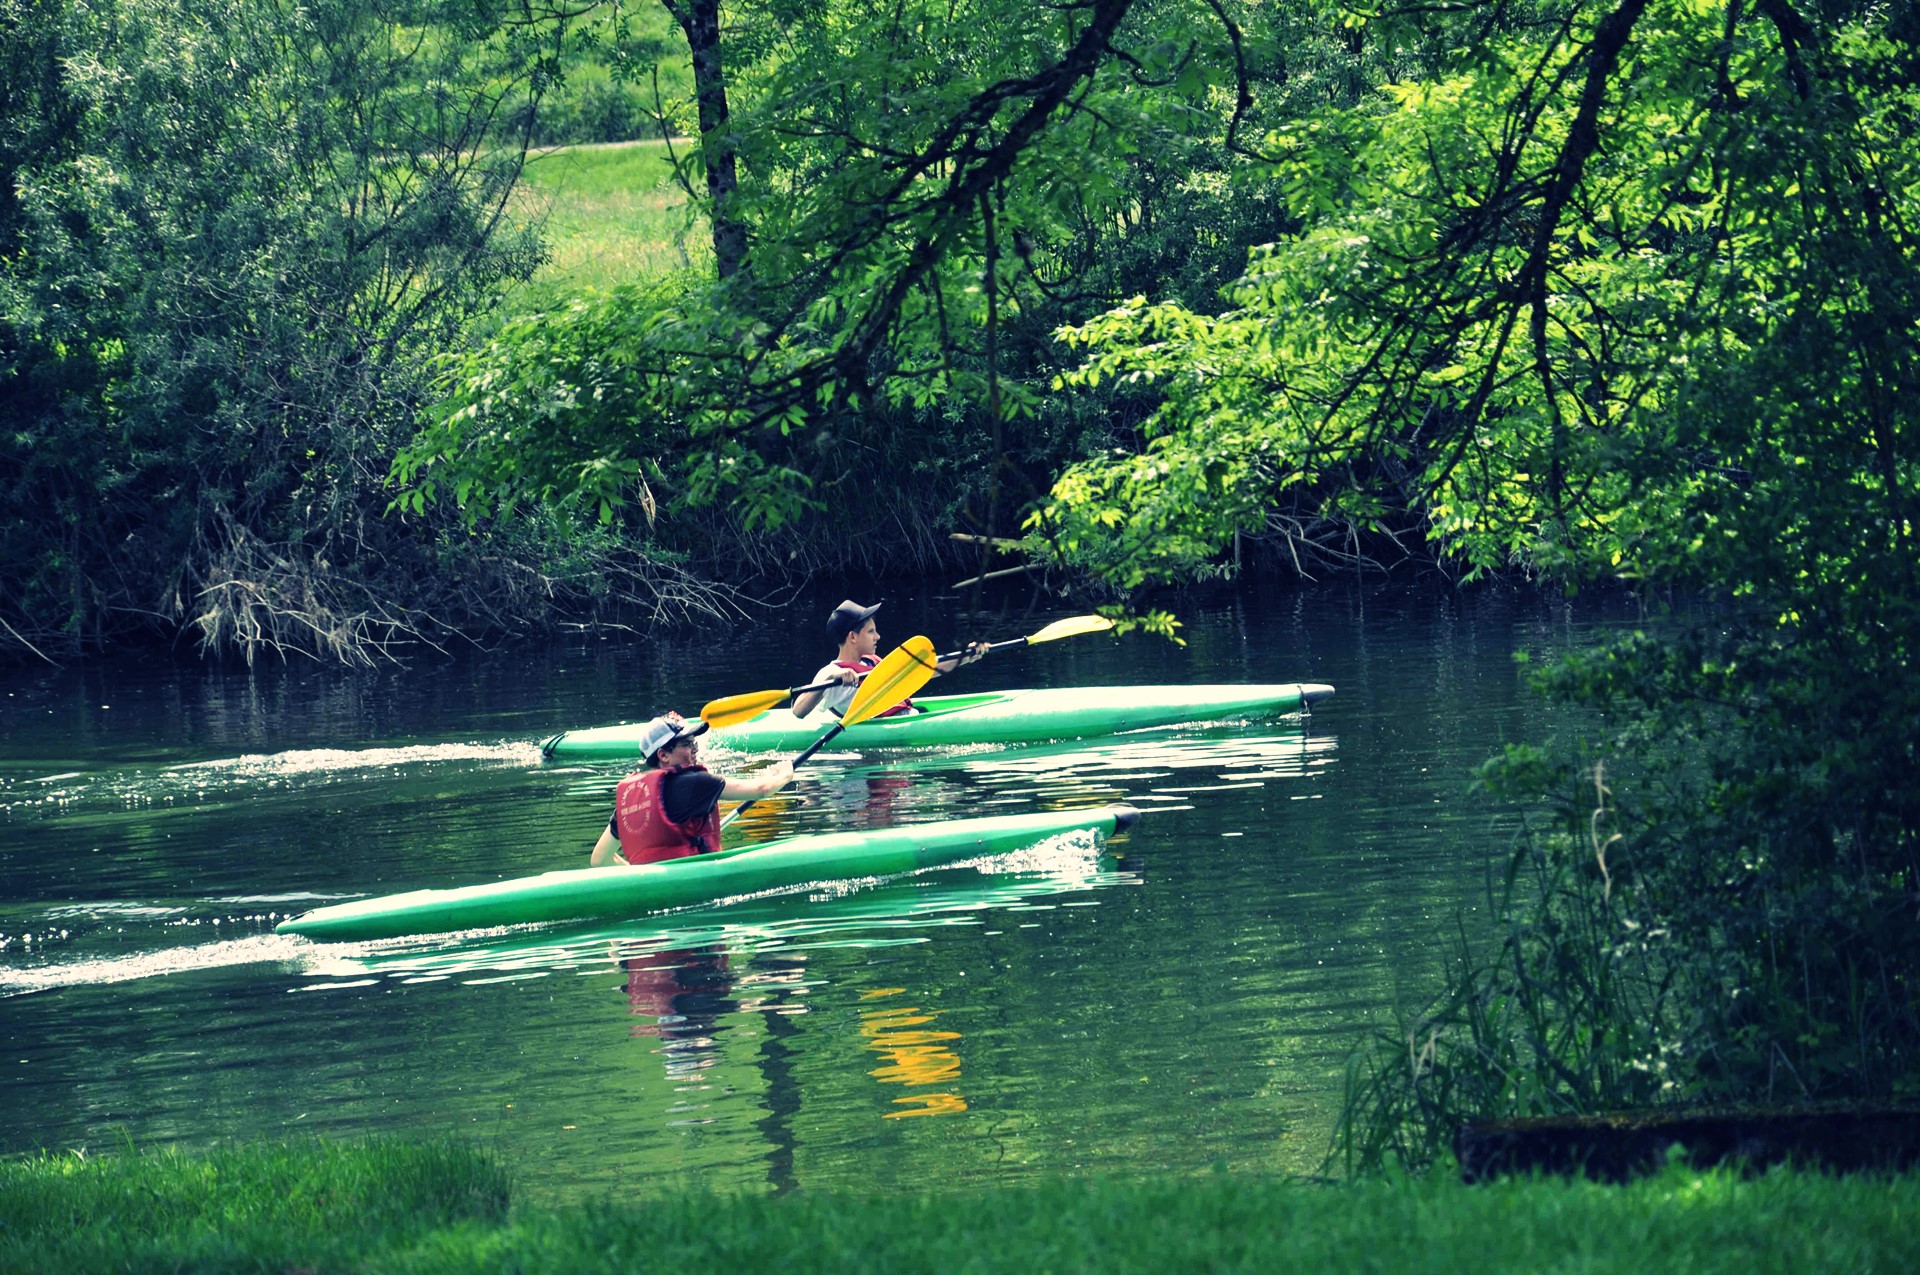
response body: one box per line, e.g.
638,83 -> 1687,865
0,582 -> 1620,1198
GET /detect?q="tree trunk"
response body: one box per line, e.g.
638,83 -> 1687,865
662,0 -> 747,279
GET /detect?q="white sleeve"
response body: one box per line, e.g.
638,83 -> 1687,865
813,662 -> 856,716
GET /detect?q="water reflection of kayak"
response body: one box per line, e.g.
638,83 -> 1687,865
541,683 -> 1333,760
278,804 -> 1141,942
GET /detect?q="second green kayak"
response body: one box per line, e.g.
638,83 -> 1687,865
542,682 -> 1333,761
278,803 -> 1141,941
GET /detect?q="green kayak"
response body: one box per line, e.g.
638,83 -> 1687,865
542,682 -> 1333,761
277,803 -> 1140,941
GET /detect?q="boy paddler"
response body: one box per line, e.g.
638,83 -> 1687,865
590,712 -> 793,866
791,599 -> 987,720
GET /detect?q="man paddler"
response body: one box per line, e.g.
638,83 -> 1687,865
791,599 -> 988,720
590,712 -> 793,866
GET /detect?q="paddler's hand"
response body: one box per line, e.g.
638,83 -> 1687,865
957,640 -> 990,667
719,759 -> 796,803
830,666 -> 860,685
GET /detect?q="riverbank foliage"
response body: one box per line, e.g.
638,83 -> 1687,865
6,1138 -> 1919,1273
1217,2 -> 1920,1170
0,0 -> 724,665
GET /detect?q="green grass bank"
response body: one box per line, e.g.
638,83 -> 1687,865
516,139 -> 703,296
4,1139 -> 1916,1273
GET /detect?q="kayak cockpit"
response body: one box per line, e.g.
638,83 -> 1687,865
850,690 -> 1013,723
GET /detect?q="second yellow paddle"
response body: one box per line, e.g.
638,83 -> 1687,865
700,614 -> 1112,729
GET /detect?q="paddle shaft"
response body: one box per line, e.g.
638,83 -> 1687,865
937,635 -> 1025,664
718,718 -> 845,830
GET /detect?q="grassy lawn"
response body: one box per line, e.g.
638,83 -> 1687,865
515,139 -> 706,297
5,1139 -> 1916,1273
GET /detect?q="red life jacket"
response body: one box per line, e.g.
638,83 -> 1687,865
837,656 -> 915,717
612,766 -> 722,865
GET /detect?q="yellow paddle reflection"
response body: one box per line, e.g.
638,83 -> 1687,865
860,987 -> 966,1118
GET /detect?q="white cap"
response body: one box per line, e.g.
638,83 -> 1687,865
635,713 -> 709,762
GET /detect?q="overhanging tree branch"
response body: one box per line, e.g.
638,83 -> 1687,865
730,0 -> 1139,426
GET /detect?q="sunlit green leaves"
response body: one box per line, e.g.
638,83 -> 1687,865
1033,0 -> 1920,600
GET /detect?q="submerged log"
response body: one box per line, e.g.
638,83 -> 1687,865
1457,1107 -> 1920,1183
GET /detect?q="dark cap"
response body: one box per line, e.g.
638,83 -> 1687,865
825,598 -> 881,641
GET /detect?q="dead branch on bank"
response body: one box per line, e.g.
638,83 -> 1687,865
192,529 -> 446,667
0,606 -> 60,666
183,515 -> 755,668
1246,510 -> 1435,580
446,542 -> 754,635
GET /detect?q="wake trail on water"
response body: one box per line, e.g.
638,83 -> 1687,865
166,739 -> 544,778
0,932 -> 313,996
3,740 -> 546,819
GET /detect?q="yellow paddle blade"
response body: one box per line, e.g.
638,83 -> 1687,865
700,686 -> 790,729
844,635 -> 939,725
1026,615 -> 1114,644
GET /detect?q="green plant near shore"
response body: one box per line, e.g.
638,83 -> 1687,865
5,1138 -> 1918,1273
